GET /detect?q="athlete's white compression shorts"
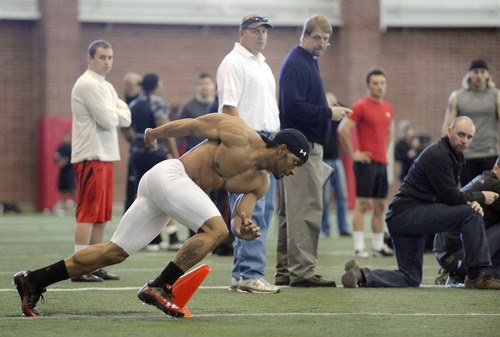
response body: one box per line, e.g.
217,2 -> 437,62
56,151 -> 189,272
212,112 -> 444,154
111,159 -> 221,255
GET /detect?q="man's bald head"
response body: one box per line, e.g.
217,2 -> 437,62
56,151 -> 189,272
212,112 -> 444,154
447,116 -> 475,153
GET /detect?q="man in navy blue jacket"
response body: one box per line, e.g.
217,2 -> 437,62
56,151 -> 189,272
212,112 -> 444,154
275,14 -> 351,287
341,116 -> 500,289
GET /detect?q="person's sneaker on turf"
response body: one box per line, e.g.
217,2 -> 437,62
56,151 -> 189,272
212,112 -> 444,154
434,268 -> 450,286
238,277 -> 280,293
167,241 -> 184,251
341,259 -> 363,288
71,273 -> 103,282
290,275 -> 336,287
13,271 -> 46,317
229,277 -> 239,291
137,282 -> 185,317
143,244 -> 161,252
92,268 -> 120,280
372,244 -> 394,257
465,273 -> 500,290
274,278 -> 290,286
354,249 -> 369,259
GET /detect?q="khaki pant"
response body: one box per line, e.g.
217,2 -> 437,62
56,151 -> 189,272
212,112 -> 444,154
276,142 -> 324,283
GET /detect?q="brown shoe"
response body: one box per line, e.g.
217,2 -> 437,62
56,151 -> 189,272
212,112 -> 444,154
341,259 -> 363,288
465,273 -> 500,290
71,273 -> 103,282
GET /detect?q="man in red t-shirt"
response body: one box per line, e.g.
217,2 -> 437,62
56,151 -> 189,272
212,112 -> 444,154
339,67 -> 394,258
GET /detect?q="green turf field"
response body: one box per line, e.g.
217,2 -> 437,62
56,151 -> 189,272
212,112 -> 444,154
1,212 -> 499,337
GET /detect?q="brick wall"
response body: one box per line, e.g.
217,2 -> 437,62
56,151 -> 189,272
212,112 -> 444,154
0,20 -> 40,208
1,0 -> 499,210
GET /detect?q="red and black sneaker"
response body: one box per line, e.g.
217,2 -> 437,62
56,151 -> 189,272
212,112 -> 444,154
13,271 -> 46,317
137,282 -> 185,318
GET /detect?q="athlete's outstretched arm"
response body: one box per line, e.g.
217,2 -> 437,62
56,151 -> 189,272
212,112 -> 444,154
144,113 -> 244,150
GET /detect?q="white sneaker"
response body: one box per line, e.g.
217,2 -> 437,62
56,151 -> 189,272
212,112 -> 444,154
354,249 -> 370,259
167,242 -> 184,251
143,244 -> 160,252
372,244 -> 394,257
238,277 -> 280,293
229,277 -> 239,291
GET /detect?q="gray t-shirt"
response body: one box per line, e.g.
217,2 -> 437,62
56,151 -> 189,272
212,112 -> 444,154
177,97 -> 211,151
457,86 -> 499,159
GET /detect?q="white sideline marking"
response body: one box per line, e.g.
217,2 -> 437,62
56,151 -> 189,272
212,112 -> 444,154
1,284 -> 451,292
1,312 -> 499,321
2,286 -> 226,292
0,284 -> 456,292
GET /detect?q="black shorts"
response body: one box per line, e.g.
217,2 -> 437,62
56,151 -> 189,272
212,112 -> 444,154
353,161 -> 388,198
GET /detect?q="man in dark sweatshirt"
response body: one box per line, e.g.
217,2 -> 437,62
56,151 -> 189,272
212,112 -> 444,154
341,116 -> 500,290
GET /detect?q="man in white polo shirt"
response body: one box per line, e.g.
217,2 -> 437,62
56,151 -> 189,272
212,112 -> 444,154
217,14 -> 280,293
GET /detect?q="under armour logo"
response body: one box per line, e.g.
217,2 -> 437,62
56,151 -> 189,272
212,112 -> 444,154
300,149 -> 307,156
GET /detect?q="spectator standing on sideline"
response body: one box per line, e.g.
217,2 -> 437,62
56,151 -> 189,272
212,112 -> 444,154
123,72 -> 143,104
121,72 -> 143,211
442,59 -> 500,186
341,117 -> 500,290
321,92 -> 350,237
434,155 -> 500,285
217,14 -> 281,293
54,131 -> 76,215
339,67 -> 394,259
70,40 -> 131,282
394,120 -> 423,182
122,73 -> 181,252
276,14 -> 351,287
177,72 -> 216,153
13,113 -> 310,318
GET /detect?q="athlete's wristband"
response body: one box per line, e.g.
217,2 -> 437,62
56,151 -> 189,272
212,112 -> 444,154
144,128 -> 153,142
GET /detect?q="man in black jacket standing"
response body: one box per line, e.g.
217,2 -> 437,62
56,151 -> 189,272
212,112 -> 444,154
341,116 -> 500,289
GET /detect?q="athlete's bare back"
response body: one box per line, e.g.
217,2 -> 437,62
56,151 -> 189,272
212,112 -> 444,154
146,113 -> 280,199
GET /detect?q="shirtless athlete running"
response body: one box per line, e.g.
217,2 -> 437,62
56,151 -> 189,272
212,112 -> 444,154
13,113 -> 310,318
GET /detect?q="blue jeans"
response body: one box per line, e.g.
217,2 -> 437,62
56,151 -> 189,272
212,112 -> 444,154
229,174 -> 275,280
437,224 -> 500,279
363,203 -> 491,287
321,159 -> 349,235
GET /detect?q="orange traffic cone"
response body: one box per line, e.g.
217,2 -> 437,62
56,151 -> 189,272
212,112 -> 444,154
172,264 -> 211,317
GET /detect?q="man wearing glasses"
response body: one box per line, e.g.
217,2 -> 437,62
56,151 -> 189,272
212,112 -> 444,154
216,14 -> 280,293
276,15 -> 351,287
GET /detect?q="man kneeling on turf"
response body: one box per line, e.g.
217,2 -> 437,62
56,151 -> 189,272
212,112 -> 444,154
13,113 -> 310,317
341,117 -> 500,289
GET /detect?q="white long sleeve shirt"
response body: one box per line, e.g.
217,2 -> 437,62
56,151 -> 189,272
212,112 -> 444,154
71,69 -> 131,163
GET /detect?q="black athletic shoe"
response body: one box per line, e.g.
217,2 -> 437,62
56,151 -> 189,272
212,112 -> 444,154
137,282 -> 185,318
290,275 -> 337,287
92,269 -> 120,280
13,271 -> 46,317
71,273 -> 103,282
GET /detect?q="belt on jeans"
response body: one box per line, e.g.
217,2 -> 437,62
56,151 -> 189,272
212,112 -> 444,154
257,131 -> 277,138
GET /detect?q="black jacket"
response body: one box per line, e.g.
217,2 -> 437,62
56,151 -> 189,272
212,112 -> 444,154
462,170 -> 500,228
386,136 -> 485,220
